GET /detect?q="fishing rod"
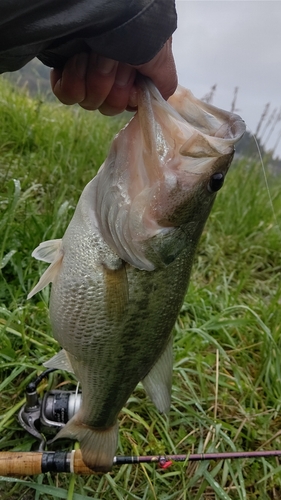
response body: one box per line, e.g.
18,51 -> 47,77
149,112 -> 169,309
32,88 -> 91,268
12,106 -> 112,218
2,449 -> 281,476
2,369 -> 280,476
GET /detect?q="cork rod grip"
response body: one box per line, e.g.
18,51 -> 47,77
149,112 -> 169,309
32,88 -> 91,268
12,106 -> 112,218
0,452 -> 42,476
0,451 -> 98,476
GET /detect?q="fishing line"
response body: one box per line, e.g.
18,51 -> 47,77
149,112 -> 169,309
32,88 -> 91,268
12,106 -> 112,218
252,132 -> 280,233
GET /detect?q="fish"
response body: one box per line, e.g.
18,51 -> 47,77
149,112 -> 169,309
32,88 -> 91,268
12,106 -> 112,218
28,78 -> 245,472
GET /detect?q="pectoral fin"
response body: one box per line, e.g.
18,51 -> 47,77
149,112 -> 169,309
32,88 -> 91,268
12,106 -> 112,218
43,349 -> 75,374
142,336 -> 173,414
27,239 -> 63,299
103,260 -> 129,322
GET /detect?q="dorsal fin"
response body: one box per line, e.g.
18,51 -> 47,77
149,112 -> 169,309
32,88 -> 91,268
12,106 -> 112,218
142,336 -> 173,414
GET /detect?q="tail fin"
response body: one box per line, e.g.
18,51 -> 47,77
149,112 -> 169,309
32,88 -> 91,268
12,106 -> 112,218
55,413 -> 118,472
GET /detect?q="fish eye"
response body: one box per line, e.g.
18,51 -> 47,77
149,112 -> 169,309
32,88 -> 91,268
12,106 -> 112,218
208,173 -> 225,193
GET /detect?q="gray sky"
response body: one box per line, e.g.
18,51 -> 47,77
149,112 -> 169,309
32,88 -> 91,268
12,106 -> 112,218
173,1 -> 281,158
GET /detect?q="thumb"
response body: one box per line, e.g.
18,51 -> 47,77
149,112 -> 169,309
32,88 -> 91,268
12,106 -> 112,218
132,38 -> 178,100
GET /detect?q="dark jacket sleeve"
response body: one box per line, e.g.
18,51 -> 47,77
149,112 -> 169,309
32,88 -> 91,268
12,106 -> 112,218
0,0 -> 177,73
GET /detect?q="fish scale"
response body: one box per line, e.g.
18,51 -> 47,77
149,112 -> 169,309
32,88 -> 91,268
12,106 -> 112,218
28,78 -> 245,472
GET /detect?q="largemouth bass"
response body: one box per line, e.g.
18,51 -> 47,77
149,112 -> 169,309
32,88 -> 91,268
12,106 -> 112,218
28,79 -> 245,472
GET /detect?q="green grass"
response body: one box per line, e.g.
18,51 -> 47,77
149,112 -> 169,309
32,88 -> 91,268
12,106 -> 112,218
0,77 -> 281,499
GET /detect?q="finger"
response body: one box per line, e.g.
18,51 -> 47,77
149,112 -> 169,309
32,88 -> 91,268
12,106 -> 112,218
50,67 -> 62,93
50,53 -> 88,105
98,64 -> 136,116
127,85 -> 138,110
79,54 -> 118,110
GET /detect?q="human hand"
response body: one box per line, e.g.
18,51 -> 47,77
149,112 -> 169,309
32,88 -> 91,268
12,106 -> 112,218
50,38 -> 177,115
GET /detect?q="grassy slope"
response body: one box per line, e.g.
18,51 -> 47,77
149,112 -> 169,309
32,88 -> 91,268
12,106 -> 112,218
0,78 -> 281,499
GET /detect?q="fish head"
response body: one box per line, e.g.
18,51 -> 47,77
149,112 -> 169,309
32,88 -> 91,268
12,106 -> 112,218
94,79 -> 245,270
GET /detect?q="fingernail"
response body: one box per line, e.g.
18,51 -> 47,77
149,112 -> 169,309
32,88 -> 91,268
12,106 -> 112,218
128,88 -> 138,108
97,56 -> 117,75
75,53 -> 88,79
115,66 -> 134,87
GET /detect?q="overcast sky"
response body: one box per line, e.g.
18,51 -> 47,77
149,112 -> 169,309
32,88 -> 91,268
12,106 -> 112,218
173,1 -> 281,158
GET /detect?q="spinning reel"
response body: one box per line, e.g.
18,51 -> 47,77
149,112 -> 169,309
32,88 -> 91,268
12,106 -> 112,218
18,369 -> 81,451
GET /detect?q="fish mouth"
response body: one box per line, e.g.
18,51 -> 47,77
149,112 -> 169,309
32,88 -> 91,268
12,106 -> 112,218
93,78 -> 245,271
168,84 -> 245,142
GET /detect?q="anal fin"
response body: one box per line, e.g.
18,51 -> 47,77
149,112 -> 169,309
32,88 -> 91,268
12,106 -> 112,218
43,349 -> 75,374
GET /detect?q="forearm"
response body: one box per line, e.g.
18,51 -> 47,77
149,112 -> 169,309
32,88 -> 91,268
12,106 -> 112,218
0,0 -> 177,73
